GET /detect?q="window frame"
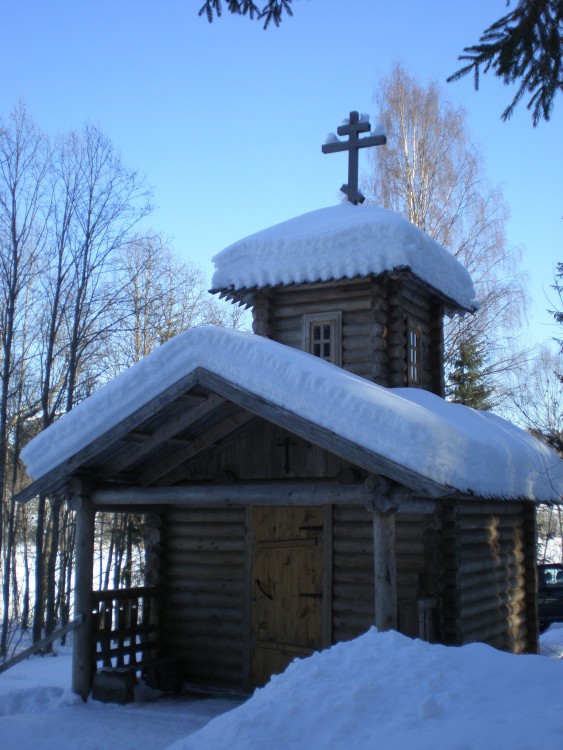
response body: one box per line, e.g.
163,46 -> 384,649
303,311 -> 342,367
407,323 -> 422,387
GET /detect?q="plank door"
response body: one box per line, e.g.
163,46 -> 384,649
250,506 -> 324,687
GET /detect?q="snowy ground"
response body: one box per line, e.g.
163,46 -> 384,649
1,626 -> 562,750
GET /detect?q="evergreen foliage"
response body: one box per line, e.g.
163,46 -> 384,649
199,0 -> 293,28
550,261 -> 563,354
448,336 -> 493,410
448,0 -> 563,125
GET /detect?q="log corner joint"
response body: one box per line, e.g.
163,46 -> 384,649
65,479 -> 93,511
364,475 -> 411,514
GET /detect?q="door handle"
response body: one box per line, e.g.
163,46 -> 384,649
255,578 -> 273,600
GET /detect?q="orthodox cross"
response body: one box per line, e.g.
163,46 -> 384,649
277,436 -> 296,475
322,111 -> 386,205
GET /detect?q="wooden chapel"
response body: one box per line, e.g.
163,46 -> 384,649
14,112 -> 562,701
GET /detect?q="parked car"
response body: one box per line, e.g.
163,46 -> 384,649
538,563 -> 563,632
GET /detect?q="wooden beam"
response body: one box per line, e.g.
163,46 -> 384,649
372,510 -> 398,631
72,496 -> 95,701
195,369 -> 450,498
96,393 -> 225,480
14,371 -> 200,503
140,410 -> 255,485
365,476 -> 410,632
92,482 -> 367,506
90,481 -> 437,512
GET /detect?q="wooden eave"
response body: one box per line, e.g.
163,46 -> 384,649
14,367 -> 455,505
210,269 -> 476,315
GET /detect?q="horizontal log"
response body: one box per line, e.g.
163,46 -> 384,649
456,532 -> 524,551
164,552 -> 245,570
459,592 -> 526,622
387,331 -> 404,346
167,578 -> 244,594
332,610 -> 374,627
275,332 -> 302,347
178,654 -> 244,673
332,524 -> 372,540
387,344 -> 406,360
343,351 -> 373,365
182,662 -> 244,683
449,527 -> 512,545
455,503 -> 526,516
332,583 -> 373,600
93,482 -> 367,506
332,559 -> 373,574
166,634 -> 244,653
370,351 -> 389,367
333,506 -> 370,521
168,589 -> 244,608
453,523 -> 525,540
166,609 -> 243,627
166,538 -> 245,553
166,620 -> 243,639
457,551 -> 525,576
389,374 -> 406,387
166,526 -> 245,542
343,334 -> 372,351
167,508 -> 245,522
332,568 -> 374,585
273,280 -> 372,304
95,483 -> 438,513
333,598 -> 376,616
273,297 -> 371,318
346,364 -> 373,378
460,618 -> 528,648
459,577 -> 526,604
403,294 -> 433,317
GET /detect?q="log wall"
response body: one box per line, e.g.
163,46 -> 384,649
161,506 -> 246,687
161,503 -> 441,689
441,501 -> 538,654
252,274 -> 445,394
331,505 -> 437,643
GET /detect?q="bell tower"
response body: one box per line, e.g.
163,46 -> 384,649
211,112 -> 477,396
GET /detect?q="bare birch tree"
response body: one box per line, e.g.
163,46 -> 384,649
0,105 -> 50,654
364,63 -> 529,407
33,124 -> 152,640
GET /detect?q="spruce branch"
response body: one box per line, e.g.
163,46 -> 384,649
199,0 -> 292,27
448,0 -> 563,126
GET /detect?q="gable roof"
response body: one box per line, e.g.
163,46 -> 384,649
18,327 -> 563,504
211,204 -> 479,314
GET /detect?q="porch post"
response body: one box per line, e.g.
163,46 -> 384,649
365,476 -> 408,632
70,488 -> 95,700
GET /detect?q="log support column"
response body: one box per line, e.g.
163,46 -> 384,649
68,483 -> 95,700
365,476 -> 409,632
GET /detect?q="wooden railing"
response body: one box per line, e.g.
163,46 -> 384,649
91,586 -> 160,670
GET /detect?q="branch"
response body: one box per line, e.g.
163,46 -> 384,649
198,0 -> 293,27
447,0 -> 563,125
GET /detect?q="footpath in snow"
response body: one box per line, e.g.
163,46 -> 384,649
1,626 -> 562,750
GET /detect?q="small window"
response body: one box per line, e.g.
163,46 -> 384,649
303,312 -> 342,366
407,326 -> 421,386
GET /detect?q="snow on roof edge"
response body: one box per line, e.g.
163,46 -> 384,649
20,327 -> 562,503
211,204 -> 479,314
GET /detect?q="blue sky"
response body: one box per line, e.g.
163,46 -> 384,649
1,0 -> 561,345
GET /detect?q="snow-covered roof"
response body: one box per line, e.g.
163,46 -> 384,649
211,204 -> 478,313
21,327 -> 562,502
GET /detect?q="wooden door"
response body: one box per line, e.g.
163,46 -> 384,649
250,506 -> 324,687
